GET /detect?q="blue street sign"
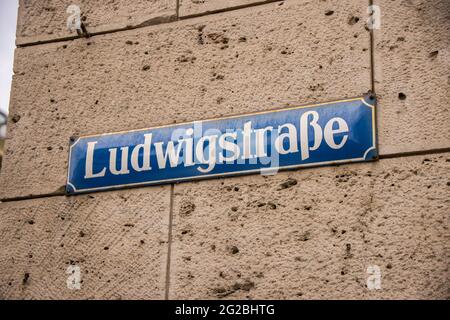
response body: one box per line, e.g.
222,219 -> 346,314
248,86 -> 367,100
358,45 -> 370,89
67,95 -> 377,194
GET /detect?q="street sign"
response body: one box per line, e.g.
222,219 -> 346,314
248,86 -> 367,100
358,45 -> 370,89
67,95 -> 377,194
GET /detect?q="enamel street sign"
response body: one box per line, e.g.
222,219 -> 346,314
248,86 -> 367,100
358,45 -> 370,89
66,95 -> 377,194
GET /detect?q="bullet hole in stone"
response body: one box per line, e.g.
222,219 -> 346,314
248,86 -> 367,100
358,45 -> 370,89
197,32 -> 204,45
142,65 -> 150,71
27,219 -> 34,225
238,36 -> 247,42
60,244 -> 64,247
429,50 -> 439,59
50,99 -> 55,103
341,230 -> 347,234
12,114 -> 21,123
348,16 -> 360,25
211,244 -> 216,251
341,269 -> 347,275
325,10 -> 334,16
234,187 -> 240,192
125,40 -> 133,45
8,282 -> 12,286
304,205 -> 312,211
86,42 -> 92,46
62,45 -> 67,49
47,146 -> 53,151
398,92 -> 406,100
216,97 -> 224,104
309,83 -> 324,92
446,182 -> 450,186
232,280 -> 255,292
231,206 -> 238,212
79,231 -> 85,237
229,246 -> 239,254
95,100 -> 99,105
354,34 -> 358,38
28,254 -> 33,258
180,201 -> 196,216
386,263 -> 393,269
346,243 -> 352,253
257,202 -> 266,208
22,273 -> 30,285
279,178 -> 298,190
207,33 -> 229,46
144,51 -> 149,55
104,246 -> 109,250
296,292 -> 303,297
140,240 -> 145,245
389,45 -> 398,51
177,55 -> 196,63
319,65 -> 323,69
278,1 -> 284,6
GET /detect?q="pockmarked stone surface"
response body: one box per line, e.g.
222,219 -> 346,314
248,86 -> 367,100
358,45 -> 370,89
374,0 -> 450,155
169,154 -> 450,299
0,186 -> 170,299
16,0 -> 177,45
179,0 -> 280,17
1,0 -> 371,199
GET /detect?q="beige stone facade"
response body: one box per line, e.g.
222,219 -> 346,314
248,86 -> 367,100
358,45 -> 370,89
0,0 -> 449,299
